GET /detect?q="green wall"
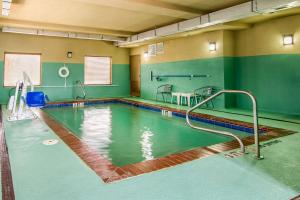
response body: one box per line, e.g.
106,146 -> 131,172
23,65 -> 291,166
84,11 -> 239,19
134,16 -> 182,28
0,61 -> 130,104
2,53 -> 298,116
234,54 -> 300,115
140,54 -> 300,115
141,57 -> 235,109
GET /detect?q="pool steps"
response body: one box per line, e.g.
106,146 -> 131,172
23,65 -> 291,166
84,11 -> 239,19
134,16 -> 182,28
161,109 -> 172,117
72,102 -> 84,107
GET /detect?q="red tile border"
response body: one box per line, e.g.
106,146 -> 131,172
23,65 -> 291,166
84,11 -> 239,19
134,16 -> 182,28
38,99 -> 297,183
0,107 -> 16,200
291,195 -> 300,200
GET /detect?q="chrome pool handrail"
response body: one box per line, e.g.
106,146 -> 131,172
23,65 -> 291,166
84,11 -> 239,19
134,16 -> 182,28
186,90 -> 263,159
75,80 -> 86,99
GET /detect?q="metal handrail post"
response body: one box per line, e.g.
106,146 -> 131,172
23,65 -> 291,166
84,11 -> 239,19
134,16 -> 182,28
75,80 -> 86,99
186,90 -> 263,159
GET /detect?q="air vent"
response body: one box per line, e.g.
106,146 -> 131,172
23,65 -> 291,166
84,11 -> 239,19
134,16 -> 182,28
156,42 -> 164,54
254,0 -> 300,13
148,44 -> 156,56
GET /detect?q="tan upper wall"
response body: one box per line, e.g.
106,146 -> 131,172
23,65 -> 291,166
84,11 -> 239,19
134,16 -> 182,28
223,30 -> 235,56
131,13 -> 300,63
130,30 -> 234,64
235,14 -> 300,57
0,32 -> 129,64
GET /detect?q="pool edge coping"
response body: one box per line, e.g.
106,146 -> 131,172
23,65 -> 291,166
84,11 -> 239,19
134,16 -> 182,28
38,99 -> 297,183
0,106 -> 16,200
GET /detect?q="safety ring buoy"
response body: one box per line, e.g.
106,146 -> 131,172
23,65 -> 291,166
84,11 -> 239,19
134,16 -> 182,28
58,66 -> 70,78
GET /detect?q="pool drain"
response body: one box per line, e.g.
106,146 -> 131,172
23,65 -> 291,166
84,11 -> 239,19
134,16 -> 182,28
42,139 -> 58,145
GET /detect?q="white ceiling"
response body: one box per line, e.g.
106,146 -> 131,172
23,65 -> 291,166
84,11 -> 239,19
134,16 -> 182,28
0,0 -> 249,36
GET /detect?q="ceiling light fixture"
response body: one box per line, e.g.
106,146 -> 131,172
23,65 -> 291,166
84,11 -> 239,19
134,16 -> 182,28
67,52 -> 73,58
144,52 -> 149,58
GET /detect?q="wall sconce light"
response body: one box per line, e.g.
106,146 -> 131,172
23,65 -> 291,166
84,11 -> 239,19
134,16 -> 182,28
283,34 -> 294,45
209,42 -> 217,51
67,51 -> 73,58
144,51 -> 149,58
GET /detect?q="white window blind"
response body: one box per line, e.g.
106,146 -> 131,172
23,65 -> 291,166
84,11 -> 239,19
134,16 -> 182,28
84,56 -> 112,85
4,53 -> 41,86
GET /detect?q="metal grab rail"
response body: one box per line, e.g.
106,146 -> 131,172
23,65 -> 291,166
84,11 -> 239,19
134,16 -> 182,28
75,80 -> 86,99
186,90 -> 263,159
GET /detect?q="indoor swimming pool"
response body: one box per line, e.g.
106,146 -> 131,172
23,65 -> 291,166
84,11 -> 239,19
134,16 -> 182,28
2,2 -> 300,198
43,102 -> 249,167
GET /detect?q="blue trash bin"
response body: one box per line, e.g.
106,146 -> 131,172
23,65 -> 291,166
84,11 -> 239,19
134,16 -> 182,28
26,91 -> 49,107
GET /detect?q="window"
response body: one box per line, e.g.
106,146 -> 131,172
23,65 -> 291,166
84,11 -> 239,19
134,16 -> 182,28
84,56 -> 112,85
4,53 -> 41,86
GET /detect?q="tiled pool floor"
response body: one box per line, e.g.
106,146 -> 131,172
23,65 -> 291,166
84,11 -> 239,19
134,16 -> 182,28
1,99 -> 300,200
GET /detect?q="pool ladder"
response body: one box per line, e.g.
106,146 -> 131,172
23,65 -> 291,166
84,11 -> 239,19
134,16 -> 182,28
186,90 -> 263,160
75,80 -> 86,100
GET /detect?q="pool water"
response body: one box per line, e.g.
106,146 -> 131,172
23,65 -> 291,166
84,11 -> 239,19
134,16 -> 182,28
44,103 -> 248,166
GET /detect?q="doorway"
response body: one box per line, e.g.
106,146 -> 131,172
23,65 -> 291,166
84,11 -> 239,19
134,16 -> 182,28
130,55 -> 141,97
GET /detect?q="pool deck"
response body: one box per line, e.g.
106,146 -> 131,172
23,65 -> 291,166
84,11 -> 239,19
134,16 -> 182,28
1,98 -> 300,200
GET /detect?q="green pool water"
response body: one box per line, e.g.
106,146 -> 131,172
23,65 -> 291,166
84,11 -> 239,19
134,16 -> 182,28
44,103 -> 248,166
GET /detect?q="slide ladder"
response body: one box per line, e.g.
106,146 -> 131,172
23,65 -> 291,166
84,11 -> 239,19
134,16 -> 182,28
74,80 -> 86,100
7,72 -> 36,121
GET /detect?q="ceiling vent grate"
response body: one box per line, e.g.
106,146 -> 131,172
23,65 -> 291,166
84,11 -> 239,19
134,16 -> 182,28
148,44 -> 156,56
156,42 -> 164,54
